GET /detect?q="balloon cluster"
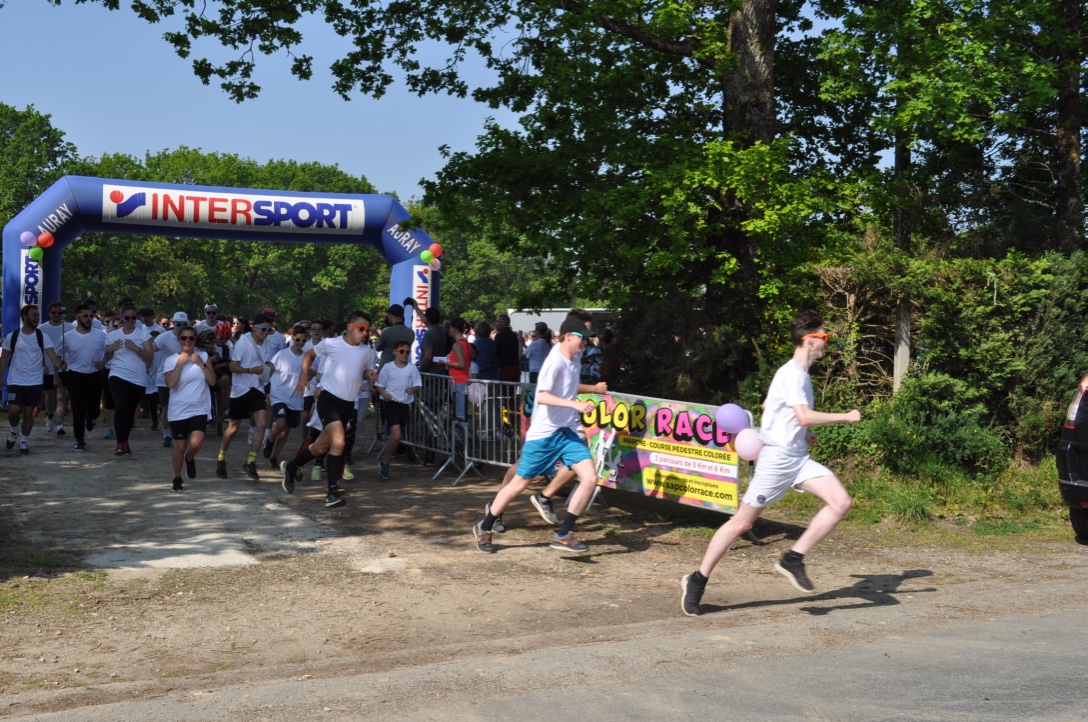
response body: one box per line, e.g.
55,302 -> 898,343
420,243 -> 443,271
19,231 -> 54,261
715,402 -> 764,461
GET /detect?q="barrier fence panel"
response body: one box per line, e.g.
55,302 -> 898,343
367,373 -> 531,483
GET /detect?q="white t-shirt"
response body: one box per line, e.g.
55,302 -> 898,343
153,332 -> 182,387
39,321 -> 73,373
758,359 -> 813,455
63,328 -> 107,374
312,337 -> 376,402
262,331 -> 287,363
269,348 -> 305,410
2,329 -> 50,386
230,333 -> 265,398
163,350 -> 211,421
105,325 -> 152,385
525,344 -> 582,442
376,362 -> 422,404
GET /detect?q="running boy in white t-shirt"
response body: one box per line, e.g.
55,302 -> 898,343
374,339 -> 421,481
680,310 -> 861,616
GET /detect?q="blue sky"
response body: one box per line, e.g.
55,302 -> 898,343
0,1 -> 517,201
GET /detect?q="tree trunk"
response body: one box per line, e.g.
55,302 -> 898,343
892,118 -> 912,393
723,0 -> 777,145
1055,0 -> 1083,254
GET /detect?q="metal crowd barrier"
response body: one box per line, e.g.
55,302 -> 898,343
369,373 -> 532,484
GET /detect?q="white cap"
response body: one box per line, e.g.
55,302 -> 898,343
172,311 -> 189,323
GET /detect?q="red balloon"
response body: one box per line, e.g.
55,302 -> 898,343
428,243 -> 443,258
37,232 -> 54,248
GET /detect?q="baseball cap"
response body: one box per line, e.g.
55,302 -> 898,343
559,318 -> 587,338
172,311 -> 189,323
204,302 -> 218,311
260,307 -> 276,316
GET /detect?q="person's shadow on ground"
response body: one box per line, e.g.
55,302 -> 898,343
699,569 -> 936,616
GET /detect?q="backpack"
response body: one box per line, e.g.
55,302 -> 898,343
580,345 -> 603,384
7,328 -> 45,353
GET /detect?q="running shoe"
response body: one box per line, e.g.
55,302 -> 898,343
262,438 -> 274,459
73,441 -> 87,452
680,573 -> 706,617
531,492 -> 559,524
774,555 -> 818,594
45,415 -> 54,433
332,483 -> 346,494
123,442 -> 132,455
485,502 -> 505,534
280,460 -> 295,494
6,427 -> 17,449
269,457 -> 278,470
472,521 -> 495,553
54,423 -> 66,437
85,418 -> 96,433
160,436 -> 172,448
341,464 -> 355,481
241,461 -> 259,481
114,443 -> 125,456
216,459 -> 228,479
104,427 -> 115,440
172,477 -> 184,492
324,491 -> 345,508
185,456 -> 196,481
311,465 -> 323,481
377,461 -> 390,481
18,439 -> 29,455
550,533 -> 589,552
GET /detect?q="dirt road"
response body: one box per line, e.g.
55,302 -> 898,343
1,422 -> 1085,718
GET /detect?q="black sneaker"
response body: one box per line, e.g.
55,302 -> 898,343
73,441 -> 87,452
160,436 -> 172,448
280,460 -> 295,494
262,439 -> 274,459
185,456 -> 196,481
775,556 -> 818,594
85,418 -> 96,433
172,477 -> 184,492
324,491 -> 345,508
472,521 -> 495,553
531,492 -> 558,524
216,459 -> 228,478
681,573 -> 706,616
241,461 -> 259,481
55,423 -> 66,436
485,503 -> 505,533
550,533 -> 589,552
5,427 -> 16,450
269,457 -> 278,470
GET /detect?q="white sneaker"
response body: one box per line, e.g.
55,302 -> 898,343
44,416 -> 54,432
6,427 -> 18,449
55,423 -> 66,437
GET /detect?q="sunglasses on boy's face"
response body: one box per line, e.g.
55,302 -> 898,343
394,348 -> 410,355
253,325 -> 275,333
123,315 -> 137,321
179,335 -> 197,342
348,322 -> 370,333
293,336 -> 307,344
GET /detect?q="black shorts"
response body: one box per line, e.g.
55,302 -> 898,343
171,415 -> 208,440
382,400 -> 411,430
7,384 -> 43,409
158,386 -> 170,407
228,388 -> 266,420
304,395 -> 315,412
42,374 -> 56,391
316,392 -> 355,427
272,402 -> 301,428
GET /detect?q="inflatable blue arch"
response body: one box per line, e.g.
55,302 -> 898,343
2,175 -> 440,343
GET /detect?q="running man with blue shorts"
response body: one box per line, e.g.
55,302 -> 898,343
680,310 -> 862,615
473,317 -> 599,554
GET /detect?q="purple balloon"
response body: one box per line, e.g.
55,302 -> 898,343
19,231 -> 36,247
715,403 -> 748,435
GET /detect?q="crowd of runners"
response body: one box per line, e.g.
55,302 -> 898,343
1,298 -> 860,616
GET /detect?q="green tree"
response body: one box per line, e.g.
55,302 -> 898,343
0,103 -> 77,228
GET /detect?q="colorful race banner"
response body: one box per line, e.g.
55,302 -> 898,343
516,389 -> 740,513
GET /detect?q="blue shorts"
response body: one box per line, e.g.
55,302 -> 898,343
516,427 -> 592,479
